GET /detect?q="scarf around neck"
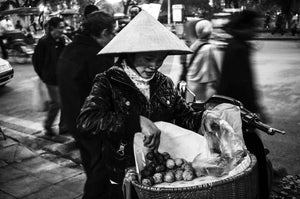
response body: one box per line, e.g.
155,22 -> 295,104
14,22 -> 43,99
122,60 -> 153,100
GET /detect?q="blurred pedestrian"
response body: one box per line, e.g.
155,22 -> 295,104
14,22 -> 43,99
272,12 -> 285,35
290,13 -> 298,36
15,20 -> 23,31
264,12 -> 271,31
217,10 -> 270,199
185,20 -> 220,103
32,17 -> 67,136
57,11 -> 115,199
0,15 -> 8,59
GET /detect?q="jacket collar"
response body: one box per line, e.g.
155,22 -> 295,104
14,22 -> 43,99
44,34 -> 65,45
72,34 -> 101,47
107,65 -> 168,95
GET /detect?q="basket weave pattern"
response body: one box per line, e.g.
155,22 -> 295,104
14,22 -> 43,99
132,155 -> 258,199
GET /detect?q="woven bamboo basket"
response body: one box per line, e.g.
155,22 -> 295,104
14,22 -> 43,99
131,154 -> 258,199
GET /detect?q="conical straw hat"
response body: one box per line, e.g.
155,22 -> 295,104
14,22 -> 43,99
98,10 -> 192,55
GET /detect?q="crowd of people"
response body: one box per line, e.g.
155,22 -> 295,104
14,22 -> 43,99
31,4 -> 273,199
264,11 -> 299,36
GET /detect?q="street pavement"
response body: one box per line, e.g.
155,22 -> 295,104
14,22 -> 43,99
0,32 -> 300,199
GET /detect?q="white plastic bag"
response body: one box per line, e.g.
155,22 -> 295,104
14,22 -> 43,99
32,77 -> 49,112
192,103 -> 248,177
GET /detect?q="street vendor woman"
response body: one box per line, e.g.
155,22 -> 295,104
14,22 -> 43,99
77,10 -> 232,199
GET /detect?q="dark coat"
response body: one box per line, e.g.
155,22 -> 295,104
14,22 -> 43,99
57,34 -> 114,135
32,34 -> 65,85
77,65 -> 204,183
57,34 -> 114,199
217,37 -> 259,113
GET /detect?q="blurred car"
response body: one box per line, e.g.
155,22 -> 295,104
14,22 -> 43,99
0,58 -> 14,87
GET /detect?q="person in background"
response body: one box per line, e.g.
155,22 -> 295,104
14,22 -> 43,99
129,5 -> 142,20
15,20 -> 23,31
74,4 -> 99,36
84,4 -> 99,19
32,17 -> 67,136
57,11 -> 115,199
291,13 -> 298,36
0,15 -> 8,59
0,16 -> 15,32
77,10 -> 232,199
185,20 -> 220,103
217,10 -> 270,198
0,15 -> 15,59
272,12 -> 285,35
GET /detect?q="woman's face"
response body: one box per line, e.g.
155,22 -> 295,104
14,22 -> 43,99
133,52 -> 167,79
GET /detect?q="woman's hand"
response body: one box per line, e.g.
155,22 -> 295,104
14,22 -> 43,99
140,116 -> 161,151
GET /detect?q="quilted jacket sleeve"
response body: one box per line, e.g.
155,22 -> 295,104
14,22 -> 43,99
77,74 -> 141,140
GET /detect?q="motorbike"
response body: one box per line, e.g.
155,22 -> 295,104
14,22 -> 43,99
2,30 -> 35,64
177,81 -> 285,198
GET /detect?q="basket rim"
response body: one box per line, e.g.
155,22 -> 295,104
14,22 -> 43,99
131,154 -> 257,192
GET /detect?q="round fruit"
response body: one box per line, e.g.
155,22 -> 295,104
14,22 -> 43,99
166,159 -> 175,169
142,178 -> 153,186
148,161 -> 157,169
175,158 -> 184,167
155,164 -> 166,173
182,170 -> 194,181
141,169 -> 152,178
194,167 -> 207,177
146,151 -> 155,161
164,171 -> 175,183
175,169 -> 184,181
155,153 -> 165,164
162,152 -> 171,160
182,162 -> 193,171
153,173 -> 163,184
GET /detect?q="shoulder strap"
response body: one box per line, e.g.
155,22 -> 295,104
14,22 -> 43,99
188,42 -> 209,68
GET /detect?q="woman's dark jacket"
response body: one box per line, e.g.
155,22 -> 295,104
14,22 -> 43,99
77,65 -> 204,183
217,37 -> 259,113
32,34 -> 65,85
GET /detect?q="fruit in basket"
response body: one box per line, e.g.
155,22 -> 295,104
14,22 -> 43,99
148,161 -> 157,169
153,173 -> 163,184
175,169 -> 184,181
181,162 -> 193,171
164,171 -> 175,183
155,164 -> 166,173
141,169 -> 152,178
162,152 -> 171,160
166,159 -> 175,169
146,151 -> 155,161
182,170 -> 194,181
142,151 -> 197,185
194,167 -> 207,177
142,178 -> 153,186
175,158 -> 184,167
155,153 -> 165,164
141,165 -> 155,178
